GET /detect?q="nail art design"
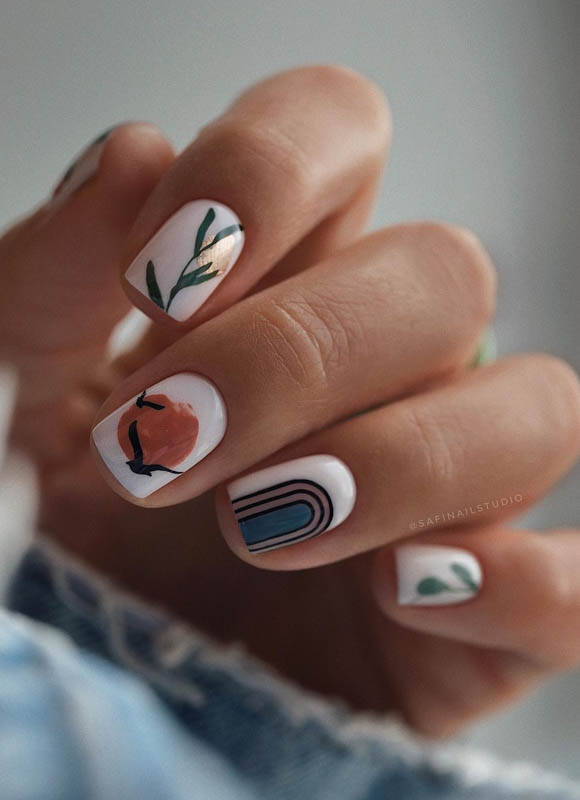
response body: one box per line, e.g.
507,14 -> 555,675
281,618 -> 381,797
118,389 -> 199,476
52,128 -> 114,202
227,455 -> 356,553
92,373 -> 226,498
395,545 -> 482,606
125,201 -> 244,322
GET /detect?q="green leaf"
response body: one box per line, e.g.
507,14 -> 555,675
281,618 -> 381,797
417,577 -> 451,595
163,213 -> 241,313
178,267 -> 220,289
179,261 -> 215,286
196,223 -> 243,256
451,563 -> 479,591
146,260 -> 164,309
213,223 -> 243,242
185,269 -> 221,285
187,259 -> 215,278
166,265 -> 219,307
194,207 -> 216,256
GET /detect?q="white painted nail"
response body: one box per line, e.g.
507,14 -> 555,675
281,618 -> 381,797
124,200 -> 244,322
51,128 -> 114,205
395,545 -> 482,606
227,454 -> 356,554
91,373 -> 226,498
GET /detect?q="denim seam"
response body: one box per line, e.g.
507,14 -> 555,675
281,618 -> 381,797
104,593 -> 205,707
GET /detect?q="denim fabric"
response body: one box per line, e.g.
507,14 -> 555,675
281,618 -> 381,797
5,541 -> 580,800
0,610 -> 256,800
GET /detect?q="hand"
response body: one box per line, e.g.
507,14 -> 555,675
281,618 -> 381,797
3,66 -> 580,737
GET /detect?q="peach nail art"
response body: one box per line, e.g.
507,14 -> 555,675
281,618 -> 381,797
92,373 -> 226,498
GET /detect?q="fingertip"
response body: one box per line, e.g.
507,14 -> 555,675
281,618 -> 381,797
45,121 -> 175,226
98,123 -> 175,221
214,454 -> 359,572
371,537 -> 484,624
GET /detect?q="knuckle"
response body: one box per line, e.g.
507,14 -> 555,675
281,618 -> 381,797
517,354 -> 580,456
301,64 -> 392,147
399,402 -> 463,491
251,290 -> 359,395
539,356 -> 580,442
539,551 -> 575,613
413,221 -> 497,330
203,118 -> 312,197
246,308 -> 310,391
515,541 -> 577,661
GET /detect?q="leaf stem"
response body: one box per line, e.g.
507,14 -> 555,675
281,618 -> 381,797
165,252 -> 199,312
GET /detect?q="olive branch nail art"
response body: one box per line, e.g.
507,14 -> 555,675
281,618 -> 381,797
396,546 -> 483,606
416,562 -> 480,598
145,207 -> 243,312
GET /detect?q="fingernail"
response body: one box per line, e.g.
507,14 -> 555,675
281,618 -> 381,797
52,127 -> 115,203
227,454 -> 356,554
395,545 -> 482,606
124,200 -> 245,322
91,373 -> 226,498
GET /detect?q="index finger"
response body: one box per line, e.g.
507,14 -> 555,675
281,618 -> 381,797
120,65 -> 391,328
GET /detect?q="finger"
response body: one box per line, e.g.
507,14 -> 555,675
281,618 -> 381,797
372,524 -> 580,674
120,65 -> 391,327
216,354 -> 580,568
359,611 -> 542,738
0,123 -> 174,456
91,221 -> 494,503
1,122 -> 173,365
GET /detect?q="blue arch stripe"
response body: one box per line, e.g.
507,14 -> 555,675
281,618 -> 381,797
239,501 -> 314,546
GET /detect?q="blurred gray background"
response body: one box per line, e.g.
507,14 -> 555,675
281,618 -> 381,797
1,0 -> 579,780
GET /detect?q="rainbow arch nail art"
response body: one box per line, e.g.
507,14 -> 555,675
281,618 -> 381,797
227,455 -> 356,553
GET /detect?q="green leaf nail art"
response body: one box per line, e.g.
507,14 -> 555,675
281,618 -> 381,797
197,224 -> 242,254
145,207 -> 242,313
146,261 -> 164,310
415,561 -> 480,599
195,207 -> 216,257
450,562 -> 479,591
417,577 -> 452,595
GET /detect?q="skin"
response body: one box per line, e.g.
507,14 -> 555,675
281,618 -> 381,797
2,66 -> 580,737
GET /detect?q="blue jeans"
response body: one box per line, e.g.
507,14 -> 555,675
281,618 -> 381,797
3,539 -> 578,800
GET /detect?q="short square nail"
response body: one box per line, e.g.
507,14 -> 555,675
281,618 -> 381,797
124,200 -> 245,322
227,454 -> 356,554
91,373 -> 226,498
52,128 -> 115,203
395,545 -> 482,606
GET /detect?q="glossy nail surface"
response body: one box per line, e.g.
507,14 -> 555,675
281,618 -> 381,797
52,128 -> 114,203
227,454 -> 356,554
395,545 -> 482,606
92,373 -> 226,498
125,200 -> 244,322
